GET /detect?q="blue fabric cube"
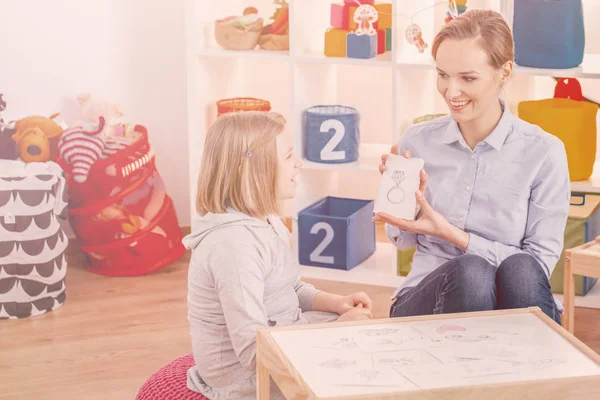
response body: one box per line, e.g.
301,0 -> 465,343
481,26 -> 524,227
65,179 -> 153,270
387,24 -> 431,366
304,105 -> 360,164
346,32 -> 377,59
513,0 -> 585,69
298,197 -> 376,270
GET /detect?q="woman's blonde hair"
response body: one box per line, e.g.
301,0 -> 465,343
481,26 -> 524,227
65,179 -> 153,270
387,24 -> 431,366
432,9 -> 514,70
196,111 -> 286,218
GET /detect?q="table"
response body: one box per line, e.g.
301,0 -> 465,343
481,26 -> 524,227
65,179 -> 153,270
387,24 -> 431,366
563,235 -> 600,333
256,307 -> 600,399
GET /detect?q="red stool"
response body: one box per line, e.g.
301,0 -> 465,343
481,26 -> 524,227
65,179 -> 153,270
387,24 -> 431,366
136,353 -> 208,400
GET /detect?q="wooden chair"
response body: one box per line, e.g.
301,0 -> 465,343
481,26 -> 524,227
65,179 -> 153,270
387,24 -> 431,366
562,235 -> 600,333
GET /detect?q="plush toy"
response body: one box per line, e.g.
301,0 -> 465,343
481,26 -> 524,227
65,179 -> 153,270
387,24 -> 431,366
58,116 -> 108,183
0,93 -> 6,123
0,122 -> 18,160
12,115 -> 63,162
0,93 -> 18,160
59,93 -> 126,136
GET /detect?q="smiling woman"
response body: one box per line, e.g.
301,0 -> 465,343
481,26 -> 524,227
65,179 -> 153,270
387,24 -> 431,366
375,9 -> 571,326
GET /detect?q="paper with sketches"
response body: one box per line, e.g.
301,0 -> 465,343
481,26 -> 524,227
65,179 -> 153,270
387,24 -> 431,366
373,349 -> 441,367
374,154 -> 425,220
412,320 -> 535,344
401,359 -> 516,389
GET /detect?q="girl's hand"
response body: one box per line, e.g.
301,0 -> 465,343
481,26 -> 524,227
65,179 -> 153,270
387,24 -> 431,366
379,148 -> 428,219
337,292 -> 373,314
337,304 -> 373,322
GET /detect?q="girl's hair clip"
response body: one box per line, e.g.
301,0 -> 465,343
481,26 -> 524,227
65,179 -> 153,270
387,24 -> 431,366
245,151 -> 252,158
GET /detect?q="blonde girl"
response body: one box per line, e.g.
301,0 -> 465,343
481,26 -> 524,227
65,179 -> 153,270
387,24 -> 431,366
184,111 -> 373,400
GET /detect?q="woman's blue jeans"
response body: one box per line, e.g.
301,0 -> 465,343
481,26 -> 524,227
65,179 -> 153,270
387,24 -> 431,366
390,253 -> 561,325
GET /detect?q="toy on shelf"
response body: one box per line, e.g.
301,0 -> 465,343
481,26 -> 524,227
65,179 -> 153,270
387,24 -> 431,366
445,0 -> 467,24
325,1 -> 392,59
304,105 -> 360,164
259,1 -> 289,51
215,7 -> 263,50
216,97 -> 271,116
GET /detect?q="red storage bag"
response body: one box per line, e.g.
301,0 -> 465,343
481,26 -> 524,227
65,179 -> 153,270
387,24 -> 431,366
57,124 -> 185,276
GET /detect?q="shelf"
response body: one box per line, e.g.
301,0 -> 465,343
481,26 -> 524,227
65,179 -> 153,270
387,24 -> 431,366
197,48 -> 291,60
301,143 -> 389,174
397,51 -> 600,79
296,52 -> 393,67
299,242 -> 405,289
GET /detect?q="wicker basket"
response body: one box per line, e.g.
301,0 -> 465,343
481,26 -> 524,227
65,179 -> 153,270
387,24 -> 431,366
214,18 -> 264,51
216,97 -> 271,116
258,33 -> 289,51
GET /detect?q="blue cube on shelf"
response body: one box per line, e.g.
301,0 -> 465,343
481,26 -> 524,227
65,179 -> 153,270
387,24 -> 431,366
298,196 -> 376,271
304,105 -> 360,164
346,32 -> 377,59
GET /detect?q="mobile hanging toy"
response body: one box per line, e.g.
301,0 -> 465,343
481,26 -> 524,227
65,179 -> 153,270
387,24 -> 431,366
405,24 -> 427,53
353,4 -> 379,36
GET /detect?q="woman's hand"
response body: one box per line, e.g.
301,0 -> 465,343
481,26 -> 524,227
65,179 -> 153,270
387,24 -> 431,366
373,191 -> 470,251
337,292 -> 373,314
336,304 -> 373,322
379,147 -> 429,219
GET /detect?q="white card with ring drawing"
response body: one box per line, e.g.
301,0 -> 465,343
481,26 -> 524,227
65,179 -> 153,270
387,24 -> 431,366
374,154 -> 425,220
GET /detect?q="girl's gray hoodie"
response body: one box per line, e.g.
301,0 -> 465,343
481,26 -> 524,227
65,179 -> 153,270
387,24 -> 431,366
183,209 -> 336,400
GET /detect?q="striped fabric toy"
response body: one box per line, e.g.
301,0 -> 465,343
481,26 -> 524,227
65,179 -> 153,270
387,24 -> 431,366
58,116 -> 107,183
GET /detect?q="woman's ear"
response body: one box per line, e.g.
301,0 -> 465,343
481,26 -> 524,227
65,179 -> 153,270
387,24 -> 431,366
500,60 -> 514,86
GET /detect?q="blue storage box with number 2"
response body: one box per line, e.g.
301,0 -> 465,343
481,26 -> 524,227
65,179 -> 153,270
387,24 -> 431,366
298,196 -> 376,270
304,105 -> 360,164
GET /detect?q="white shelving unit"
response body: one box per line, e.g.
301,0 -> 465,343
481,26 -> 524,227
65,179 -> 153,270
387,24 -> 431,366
184,0 -> 600,288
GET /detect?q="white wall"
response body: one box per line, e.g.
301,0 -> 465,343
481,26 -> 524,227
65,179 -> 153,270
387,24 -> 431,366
0,0 -> 191,226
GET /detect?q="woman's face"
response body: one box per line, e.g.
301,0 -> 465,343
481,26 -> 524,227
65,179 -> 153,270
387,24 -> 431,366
435,38 -> 507,125
276,131 -> 302,201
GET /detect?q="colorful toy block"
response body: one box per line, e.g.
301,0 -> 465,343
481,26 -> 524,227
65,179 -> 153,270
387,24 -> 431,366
347,6 -> 379,31
324,28 -> 348,57
331,3 -> 350,30
347,32 -> 377,59
385,28 -> 392,51
376,29 -> 386,54
374,3 -> 392,30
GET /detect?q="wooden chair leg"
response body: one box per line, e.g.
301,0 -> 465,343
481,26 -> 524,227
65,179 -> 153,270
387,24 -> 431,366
563,250 -> 575,334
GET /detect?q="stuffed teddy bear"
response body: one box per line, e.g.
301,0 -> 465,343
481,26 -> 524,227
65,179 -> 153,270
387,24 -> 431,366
12,115 -> 63,163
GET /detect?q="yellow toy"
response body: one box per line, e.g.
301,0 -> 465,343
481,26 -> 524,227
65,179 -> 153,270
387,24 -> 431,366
324,28 -> 347,57
12,115 -> 63,162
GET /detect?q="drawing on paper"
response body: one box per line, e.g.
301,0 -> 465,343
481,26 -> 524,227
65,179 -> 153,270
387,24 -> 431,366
387,170 -> 406,204
437,324 -> 466,334
319,359 -> 358,368
316,337 -> 357,350
270,314 -> 600,395
359,328 -> 399,336
445,333 -> 497,343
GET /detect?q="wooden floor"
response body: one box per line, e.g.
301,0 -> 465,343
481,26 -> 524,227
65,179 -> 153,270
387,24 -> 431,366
2,249 -> 600,400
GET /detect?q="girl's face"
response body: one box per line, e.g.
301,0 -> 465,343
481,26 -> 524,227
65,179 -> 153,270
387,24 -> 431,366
435,38 -> 508,124
276,131 -> 302,200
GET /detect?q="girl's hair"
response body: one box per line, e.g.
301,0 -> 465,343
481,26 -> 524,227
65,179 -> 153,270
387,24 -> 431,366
196,111 -> 286,218
431,9 -> 514,70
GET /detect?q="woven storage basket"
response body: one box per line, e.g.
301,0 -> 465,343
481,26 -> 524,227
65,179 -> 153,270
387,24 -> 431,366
214,18 -> 263,51
216,97 -> 271,116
